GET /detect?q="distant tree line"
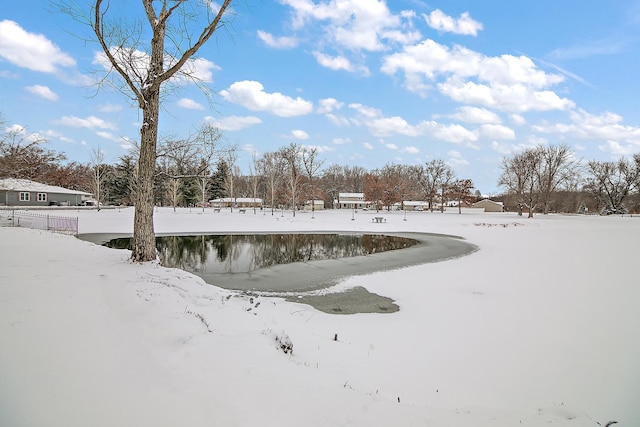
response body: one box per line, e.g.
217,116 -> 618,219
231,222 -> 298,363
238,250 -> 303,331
2,120 -> 640,215
498,145 -> 640,216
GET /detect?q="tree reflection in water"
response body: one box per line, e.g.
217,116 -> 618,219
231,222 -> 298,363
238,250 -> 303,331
105,233 -> 419,274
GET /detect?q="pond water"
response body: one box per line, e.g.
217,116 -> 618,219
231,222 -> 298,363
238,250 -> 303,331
97,232 -> 477,315
105,233 -> 419,274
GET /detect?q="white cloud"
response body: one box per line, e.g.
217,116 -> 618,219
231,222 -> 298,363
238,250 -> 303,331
204,115 -> 262,131
480,124 -> 515,140
385,143 -> 398,150
447,149 -> 469,166
332,137 -> 351,145
43,129 -> 73,143
177,57 -> 220,83
302,144 -> 334,153
95,131 -> 119,141
532,109 -> 640,153
424,9 -> 483,36
317,98 -> 344,114
325,113 -> 350,126
599,140 -> 640,157
448,106 -> 501,124
5,124 -> 25,134
291,129 -> 309,140
510,114 -> 527,125
381,39 -> 573,112
404,146 -> 420,154
349,102 -> 479,146
0,20 -> 76,73
280,0 -> 420,51
25,85 -> 58,101
257,30 -> 299,49
220,80 -> 313,117
178,98 -> 205,110
434,123 -> 479,146
313,51 -> 370,75
56,115 -> 117,130
491,140 -> 538,155
120,137 -> 136,150
438,78 -> 574,113
98,103 -> 123,113
362,142 -> 374,150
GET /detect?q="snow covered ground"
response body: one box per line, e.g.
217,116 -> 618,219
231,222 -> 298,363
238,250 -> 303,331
1,207 -> 638,426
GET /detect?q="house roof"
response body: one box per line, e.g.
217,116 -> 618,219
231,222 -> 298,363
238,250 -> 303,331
338,192 -> 364,198
0,178 -> 93,196
472,199 -> 504,207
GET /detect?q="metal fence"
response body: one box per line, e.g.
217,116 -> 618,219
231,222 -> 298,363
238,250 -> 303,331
0,209 -> 79,235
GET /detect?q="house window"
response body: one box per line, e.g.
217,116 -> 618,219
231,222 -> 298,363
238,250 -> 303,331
19,192 -> 30,201
37,193 -> 47,202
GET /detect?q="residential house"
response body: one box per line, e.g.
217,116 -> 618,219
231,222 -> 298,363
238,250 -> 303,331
336,193 -> 366,209
0,178 -> 93,207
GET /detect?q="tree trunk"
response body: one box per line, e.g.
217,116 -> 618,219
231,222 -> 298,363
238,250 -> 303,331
132,92 -> 159,261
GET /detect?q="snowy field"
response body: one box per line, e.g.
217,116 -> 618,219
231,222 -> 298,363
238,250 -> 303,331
1,207 -> 638,426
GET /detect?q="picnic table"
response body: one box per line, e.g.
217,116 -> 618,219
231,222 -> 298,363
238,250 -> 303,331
372,216 -> 386,223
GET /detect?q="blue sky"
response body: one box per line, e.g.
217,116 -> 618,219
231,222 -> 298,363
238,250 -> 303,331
2,1 -> 640,194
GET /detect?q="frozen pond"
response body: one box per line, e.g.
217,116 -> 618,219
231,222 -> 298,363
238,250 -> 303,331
86,232 -> 477,314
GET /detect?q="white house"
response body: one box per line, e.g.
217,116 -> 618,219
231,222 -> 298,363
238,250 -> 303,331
337,193 -> 366,209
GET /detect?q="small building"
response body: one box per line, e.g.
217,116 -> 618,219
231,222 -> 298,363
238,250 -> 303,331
0,178 -> 93,207
209,197 -> 263,208
402,200 -> 429,211
304,199 -> 325,211
337,192 -> 366,209
472,199 -> 504,212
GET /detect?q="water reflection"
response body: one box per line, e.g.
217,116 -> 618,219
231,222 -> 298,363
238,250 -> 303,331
105,233 -> 419,275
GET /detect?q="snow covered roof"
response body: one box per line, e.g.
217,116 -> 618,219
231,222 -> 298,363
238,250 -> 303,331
338,192 -> 364,198
0,178 -> 93,196
473,199 -> 504,206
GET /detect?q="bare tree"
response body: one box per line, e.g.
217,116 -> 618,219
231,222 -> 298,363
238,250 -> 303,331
257,151 -> 284,215
59,0 -> 234,261
420,160 -> 448,212
585,156 -> 640,214
90,147 -> 109,210
450,179 -> 475,214
223,151 -> 237,212
248,151 -> 260,214
166,177 -> 181,211
301,147 -> 325,217
500,145 -> 581,217
157,125 -> 227,209
279,143 -> 304,217
499,150 -> 535,216
195,170 -> 210,213
439,166 -> 455,213
534,145 -> 581,214
364,172 -> 384,211
0,126 -> 66,181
